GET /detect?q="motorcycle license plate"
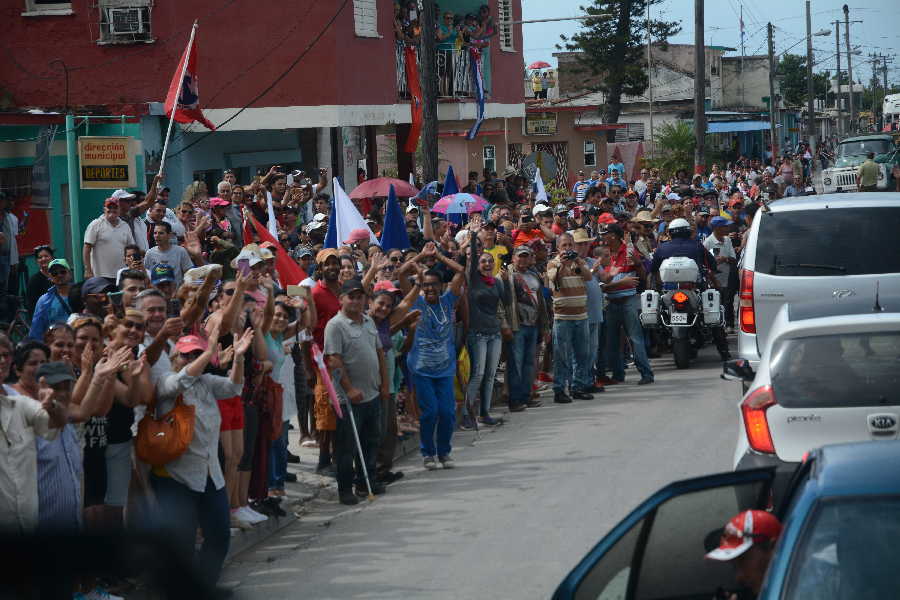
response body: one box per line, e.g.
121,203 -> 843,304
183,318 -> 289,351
671,313 -> 688,324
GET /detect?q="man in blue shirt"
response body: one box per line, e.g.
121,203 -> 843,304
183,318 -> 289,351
605,168 -> 626,190
694,207 -> 712,244
28,259 -> 72,340
608,159 -> 625,179
571,170 -> 591,202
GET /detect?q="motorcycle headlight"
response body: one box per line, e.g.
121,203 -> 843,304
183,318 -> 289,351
823,177 -> 832,186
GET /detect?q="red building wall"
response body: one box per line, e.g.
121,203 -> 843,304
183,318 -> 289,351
4,0 -> 522,115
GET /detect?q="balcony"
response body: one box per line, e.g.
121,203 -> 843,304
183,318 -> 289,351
397,44 -> 491,100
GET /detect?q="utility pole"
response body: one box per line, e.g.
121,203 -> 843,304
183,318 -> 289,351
646,1 -> 654,157
693,0 -> 705,174
833,21 -> 842,135
870,53 -> 880,130
843,4 -> 855,135
740,4 -> 745,108
420,0 -> 438,182
805,0 -> 816,156
767,23 -> 778,161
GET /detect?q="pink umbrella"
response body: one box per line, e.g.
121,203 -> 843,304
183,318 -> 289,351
432,193 -> 489,214
350,177 -> 419,199
528,61 -> 551,69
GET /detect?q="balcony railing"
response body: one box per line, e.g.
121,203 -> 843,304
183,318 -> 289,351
397,43 -> 485,100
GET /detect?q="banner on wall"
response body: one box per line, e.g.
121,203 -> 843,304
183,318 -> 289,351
465,47 -> 486,140
78,136 -> 136,189
403,46 -> 423,153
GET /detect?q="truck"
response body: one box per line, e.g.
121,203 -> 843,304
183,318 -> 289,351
821,133 -> 898,194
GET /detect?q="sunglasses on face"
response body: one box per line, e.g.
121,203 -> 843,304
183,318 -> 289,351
122,320 -> 145,332
49,269 -> 68,277
223,288 -> 236,296
389,256 -> 401,262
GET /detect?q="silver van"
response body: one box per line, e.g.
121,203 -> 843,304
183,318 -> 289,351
737,193 -> 900,367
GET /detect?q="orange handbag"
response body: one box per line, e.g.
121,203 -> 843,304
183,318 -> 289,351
135,395 -> 196,467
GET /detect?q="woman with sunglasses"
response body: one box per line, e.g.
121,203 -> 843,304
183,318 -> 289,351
27,258 -> 73,342
26,245 -> 54,315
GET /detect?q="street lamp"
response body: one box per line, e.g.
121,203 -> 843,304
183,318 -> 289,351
814,29 -> 832,37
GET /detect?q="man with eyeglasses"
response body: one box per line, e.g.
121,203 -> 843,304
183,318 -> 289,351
84,198 -> 136,281
28,259 -> 73,341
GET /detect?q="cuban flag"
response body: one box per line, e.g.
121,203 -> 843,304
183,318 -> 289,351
465,47 -> 486,140
164,29 -> 215,131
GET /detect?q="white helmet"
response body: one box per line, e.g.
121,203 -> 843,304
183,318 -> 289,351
668,218 -> 690,230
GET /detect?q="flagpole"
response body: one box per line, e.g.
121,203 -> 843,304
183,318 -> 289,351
158,20 -> 198,179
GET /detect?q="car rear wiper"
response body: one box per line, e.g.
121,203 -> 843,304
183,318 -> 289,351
776,263 -> 847,272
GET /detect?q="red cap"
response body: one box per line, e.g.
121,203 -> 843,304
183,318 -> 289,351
209,196 -> 231,208
705,510 -> 782,561
373,280 -> 400,293
175,335 -> 208,354
343,228 -> 370,244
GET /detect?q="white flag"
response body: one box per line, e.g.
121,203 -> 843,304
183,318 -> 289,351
265,191 -> 278,239
534,167 -> 548,204
409,172 -> 416,187
330,177 -> 379,247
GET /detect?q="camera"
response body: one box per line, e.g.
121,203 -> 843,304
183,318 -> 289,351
562,250 -> 579,261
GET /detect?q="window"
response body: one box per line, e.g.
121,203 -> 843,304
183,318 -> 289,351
353,0 -> 379,38
98,0 -> 153,44
583,140 -> 596,167
483,146 -> 496,173
23,0 -> 72,15
498,0 -> 514,51
615,123 -> 645,142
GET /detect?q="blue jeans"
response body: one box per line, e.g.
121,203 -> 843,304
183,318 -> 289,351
466,332 -> 502,417
605,295 -> 654,381
149,475 -> 230,587
596,318 -> 608,378
508,325 -> 538,408
587,321 -> 601,383
268,421 -> 288,490
412,373 -> 455,458
335,400 -> 381,494
552,318 -> 592,392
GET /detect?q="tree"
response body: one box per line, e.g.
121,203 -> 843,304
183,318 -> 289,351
777,54 -> 829,107
643,120 -> 731,177
558,0 -> 680,141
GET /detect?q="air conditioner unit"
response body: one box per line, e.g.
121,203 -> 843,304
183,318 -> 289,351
108,7 -> 144,35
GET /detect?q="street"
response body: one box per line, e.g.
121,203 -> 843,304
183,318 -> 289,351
224,341 -> 740,600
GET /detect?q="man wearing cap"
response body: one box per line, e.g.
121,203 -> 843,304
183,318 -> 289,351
324,279 -> 388,505
28,259 -> 73,341
310,249 -> 343,474
344,228 -> 372,255
110,189 -> 150,253
695,207 -> 712,244
704,216 -> 738,332
706,510 -> 782,598
143,221 -> 195,285
84,197 -> 136,280
149,264 -> 177,299
81,276 -> 117,320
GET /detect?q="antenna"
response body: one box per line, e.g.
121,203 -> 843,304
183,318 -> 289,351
874,281 -> 883,312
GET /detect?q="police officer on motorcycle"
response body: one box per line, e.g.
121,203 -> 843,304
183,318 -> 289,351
651,218 -> 731,360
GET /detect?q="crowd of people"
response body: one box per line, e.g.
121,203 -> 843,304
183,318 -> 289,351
0,150 -> 787,595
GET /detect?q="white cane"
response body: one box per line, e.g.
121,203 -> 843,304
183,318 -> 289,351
345,400 -> 375,501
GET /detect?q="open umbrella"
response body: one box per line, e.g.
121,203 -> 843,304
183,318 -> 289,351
350,177 -> 419,199
432,193 -> 489,215
528,61 -> 551,70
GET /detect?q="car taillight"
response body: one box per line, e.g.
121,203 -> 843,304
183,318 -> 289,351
739,268 -> 756,334
742,385 -> 776,454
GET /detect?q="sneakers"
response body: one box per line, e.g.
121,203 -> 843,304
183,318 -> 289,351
300,438 -> 318,448
579,385 -> 605,394
287,451 -> 300,464
526,399 -> 543,408
376,470 -> 404,485
637,376 -> 655,385
230,511 -> 253,531
424,456 -> 439,470
571,390 -> 594,400
236,506 -> 267,524
459,415 -> 475,431
508,404 -> 526,413
284,472 -> 298,483
553,390 -> 573,404
479,415 -> 502,426
339,492 -> 360,506
439,455 -> 455,469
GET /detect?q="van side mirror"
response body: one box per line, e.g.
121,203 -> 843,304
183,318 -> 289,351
721,359 -> 755,382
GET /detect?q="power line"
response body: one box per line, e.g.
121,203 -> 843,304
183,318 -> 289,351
166,0 -> 350,160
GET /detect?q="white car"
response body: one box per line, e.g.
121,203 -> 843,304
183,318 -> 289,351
737,193 -> 900,369
725,297 -> 900,499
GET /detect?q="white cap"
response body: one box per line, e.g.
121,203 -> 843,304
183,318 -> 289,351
406,204 -> 420,213
454,229 -> 471,245
666,192 -> 681,201
230,244 -> 264,269
668,217 -> 691,230
313,213 -> 327,222
111,189 -> 136,200
532,204 -> 550,216
304,220 -> 326,233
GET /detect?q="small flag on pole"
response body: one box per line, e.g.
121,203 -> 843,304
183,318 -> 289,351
324,178 -> 379,249
164,27 -> 215,131
534,167 -> 548,204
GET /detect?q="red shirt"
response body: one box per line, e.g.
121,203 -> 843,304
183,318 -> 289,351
606,241 -> 638,292
311,280 -> 340,348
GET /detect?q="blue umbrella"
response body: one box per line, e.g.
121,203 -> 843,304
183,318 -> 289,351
380,185 -> 411,250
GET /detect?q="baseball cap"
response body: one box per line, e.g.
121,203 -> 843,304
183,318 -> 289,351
710,216 -> 730,228
104,198 -> 120,208
231,245 -> 264,269
47,258 -> 71,272
294,245 -> 314,258
405,204 -> 420,213
111,189 -> 136,201
344,228 -> 370,244
150,264 -> 176,285
36,362 -> 76,385
514,245 -> 533,256
339,278 -> 365,296
175,335 -> 208,354
82,277 -> 116,296
315,248 -> 340,265
532,204 -> 550,216
373,280 -> 400,293
705,510 -> 782,561
209,197 -> 231,208
697,206 -> 711,215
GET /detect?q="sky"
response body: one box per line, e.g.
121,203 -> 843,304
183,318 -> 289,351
521,0 -> 898,84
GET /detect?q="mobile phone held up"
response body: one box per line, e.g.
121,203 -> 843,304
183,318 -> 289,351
167,298 -> 182,319
237,258 -> 251,277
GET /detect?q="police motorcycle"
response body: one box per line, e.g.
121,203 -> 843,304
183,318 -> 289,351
639,219 -> 726,369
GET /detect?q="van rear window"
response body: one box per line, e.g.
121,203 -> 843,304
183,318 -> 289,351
755,207 -> 900,276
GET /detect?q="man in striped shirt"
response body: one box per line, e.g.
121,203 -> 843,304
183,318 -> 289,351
545,232 -> 598,404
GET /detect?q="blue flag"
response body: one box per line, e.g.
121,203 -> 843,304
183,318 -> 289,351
442,165 -> 465,226
380,185 -> 411,251
323,199 -> 337,248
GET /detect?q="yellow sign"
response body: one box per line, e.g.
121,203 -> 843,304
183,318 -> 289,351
78,136 -> 136,189
525,112 -> 558,136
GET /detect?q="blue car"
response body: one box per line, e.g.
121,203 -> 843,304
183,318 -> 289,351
553,441 -> 900,599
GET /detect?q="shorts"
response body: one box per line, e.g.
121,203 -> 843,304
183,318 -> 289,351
104,439 -> 133,507
313,375 -> 336,432
218,396 -> 244,431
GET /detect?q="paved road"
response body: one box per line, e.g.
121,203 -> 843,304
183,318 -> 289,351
224,341 -> 741,600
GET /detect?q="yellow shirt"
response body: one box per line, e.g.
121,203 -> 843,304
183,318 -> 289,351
484,244 -> 508,276
858,159 -> 879,187
531,75 -> 543,93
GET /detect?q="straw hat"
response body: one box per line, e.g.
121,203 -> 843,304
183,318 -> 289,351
571,228 -> 595,244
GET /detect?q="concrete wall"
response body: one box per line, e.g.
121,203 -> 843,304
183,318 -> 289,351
722,56 -> 774,110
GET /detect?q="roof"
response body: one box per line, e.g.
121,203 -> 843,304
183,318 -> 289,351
764,192 -> 900,212
814,441 -> 900,497
840,133 -> 895,143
